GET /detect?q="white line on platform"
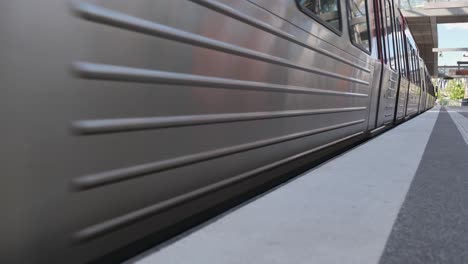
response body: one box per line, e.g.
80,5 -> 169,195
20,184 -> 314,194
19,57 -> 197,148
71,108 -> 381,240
448,110 -> 468,145
128,109 -> 440,264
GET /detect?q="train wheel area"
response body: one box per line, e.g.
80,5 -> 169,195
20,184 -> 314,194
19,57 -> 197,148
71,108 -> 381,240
126,106 -> 468,264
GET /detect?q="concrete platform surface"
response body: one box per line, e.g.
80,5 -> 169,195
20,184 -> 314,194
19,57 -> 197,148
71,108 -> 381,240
127,106 -> 468,264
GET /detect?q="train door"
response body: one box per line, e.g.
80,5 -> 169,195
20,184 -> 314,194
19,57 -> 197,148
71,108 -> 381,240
394,14 -> 410,123
365,0 -> 384,132
346,0 -> 380,133
405,43 -> 421,117
373,0 -> 399,129
418,60 -> 427,113
426,77 -> 435,109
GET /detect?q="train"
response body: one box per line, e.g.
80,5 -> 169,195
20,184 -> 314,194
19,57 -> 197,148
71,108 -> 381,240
0,0 -> 435,263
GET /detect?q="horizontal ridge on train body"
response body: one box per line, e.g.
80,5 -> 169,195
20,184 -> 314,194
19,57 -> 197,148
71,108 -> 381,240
70,2 -> 370,84
72,131 -> 365,243
72,119 -> 366,191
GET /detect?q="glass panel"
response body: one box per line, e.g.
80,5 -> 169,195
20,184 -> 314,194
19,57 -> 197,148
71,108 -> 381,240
411,46 -> 416,83
348,0 -> 370,51
397,20 -> 407,77
409,46 -> 415,83
379,0 -> 388,62
414,58 -> 417,84
386,0 -> 396,69
298,0 -> 341,31
403,35 -> 410,78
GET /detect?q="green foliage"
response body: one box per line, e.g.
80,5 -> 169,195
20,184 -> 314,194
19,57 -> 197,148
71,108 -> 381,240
437,97 -> 463,106
438,97 -> 449,106
445,80 -> 465,100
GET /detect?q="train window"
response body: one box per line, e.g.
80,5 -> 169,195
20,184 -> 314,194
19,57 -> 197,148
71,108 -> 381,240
422,68 -> 426,91
390,3 -> 401,71
416,56 -> 421,85
378,0 -> 388,63
381,0 -> 390,64
413,52 -> 417,83
406,46 -> 411,81
416,58 -> 422,85
415,57 -> 420,84
347,0 -> 371,52
385,0 -> 396,69
410,48 -> 414,83
296,0 -> 342,34
408,47 -> 413,82
395,19 -> 405,77
409,46 -> 416,83
404,37 -> 411,79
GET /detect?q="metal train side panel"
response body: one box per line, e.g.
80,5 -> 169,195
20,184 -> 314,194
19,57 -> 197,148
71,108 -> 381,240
418,76 -> 427,113
396,77 -> 410,121
406,82 -> 421,117
366,61 -> 382,131
376,67 -> 398,127
419,81 -> 427,113
418,60 -> 427,113
1,0 -> 373,263
426,94 -> 435,109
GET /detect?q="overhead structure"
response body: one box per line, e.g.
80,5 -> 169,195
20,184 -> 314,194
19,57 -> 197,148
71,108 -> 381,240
400,0 -> 468,77
432,48 -> 468,77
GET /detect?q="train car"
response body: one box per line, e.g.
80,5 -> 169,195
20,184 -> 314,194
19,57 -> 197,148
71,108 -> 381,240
426,75 -> 437,109
0,0 -> 434,263
418,62 -> 432,113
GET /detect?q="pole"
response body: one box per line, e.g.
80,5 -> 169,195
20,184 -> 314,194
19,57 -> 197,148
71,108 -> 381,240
463,78 -> 468,106
465,78 -> 468,98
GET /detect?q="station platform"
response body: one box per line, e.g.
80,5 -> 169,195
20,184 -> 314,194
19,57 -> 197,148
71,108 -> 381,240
126,106 -> 468,264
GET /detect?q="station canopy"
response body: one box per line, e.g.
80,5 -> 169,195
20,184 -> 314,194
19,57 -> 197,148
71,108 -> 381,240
400,0 -> 468,77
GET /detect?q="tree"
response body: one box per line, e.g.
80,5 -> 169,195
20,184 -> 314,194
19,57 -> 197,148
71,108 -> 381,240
445,79 -> 465,100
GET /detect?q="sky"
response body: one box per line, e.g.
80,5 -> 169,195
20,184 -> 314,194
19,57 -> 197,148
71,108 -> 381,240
437,23 -> 468,66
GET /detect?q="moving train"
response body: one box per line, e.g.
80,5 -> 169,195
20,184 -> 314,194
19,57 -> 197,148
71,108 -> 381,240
1,0 -> 435,263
